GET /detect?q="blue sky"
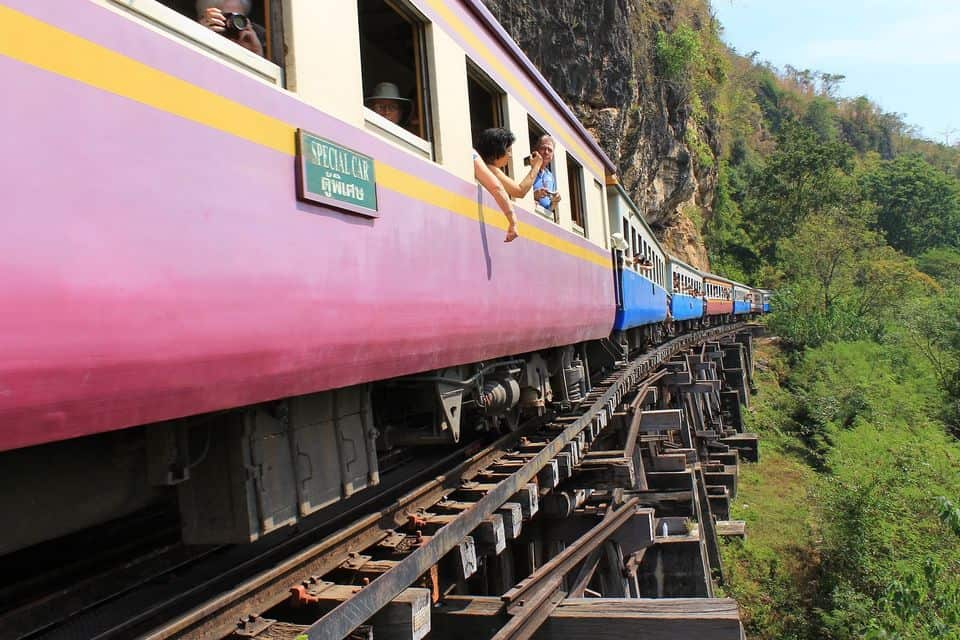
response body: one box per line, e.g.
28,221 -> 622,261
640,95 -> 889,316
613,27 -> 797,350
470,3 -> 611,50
711,0 -> 960,143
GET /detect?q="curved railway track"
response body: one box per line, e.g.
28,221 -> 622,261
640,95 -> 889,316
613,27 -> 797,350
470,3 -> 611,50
5,323 -> 751,640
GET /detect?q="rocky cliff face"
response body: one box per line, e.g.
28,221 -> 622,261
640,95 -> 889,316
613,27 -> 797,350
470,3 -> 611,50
482,0 -> 715,269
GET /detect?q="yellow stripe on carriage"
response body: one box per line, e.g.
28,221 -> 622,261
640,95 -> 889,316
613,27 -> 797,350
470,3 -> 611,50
0,4 -> 609,269
375,163 -> 611,268
0,5 -> 294,156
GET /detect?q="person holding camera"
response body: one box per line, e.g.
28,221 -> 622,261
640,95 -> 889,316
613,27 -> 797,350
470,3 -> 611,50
475,128 -> 543,199
197,0 -> 265,57
532,135 -> 561,212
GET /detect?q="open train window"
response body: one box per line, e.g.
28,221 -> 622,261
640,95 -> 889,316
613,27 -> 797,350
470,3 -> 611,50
527,118 -> 557,222
467,62 -> 505,148
566,153 -> 586,234
358,0 -> 433,153
109,0 -> 283,83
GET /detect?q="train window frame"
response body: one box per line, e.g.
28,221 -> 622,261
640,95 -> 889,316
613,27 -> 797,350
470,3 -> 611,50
565,153 -> 587,236
527,117 -> 558,223
107,0 -> 283,85
466,61 -> 506,152
358,0 -> 435,159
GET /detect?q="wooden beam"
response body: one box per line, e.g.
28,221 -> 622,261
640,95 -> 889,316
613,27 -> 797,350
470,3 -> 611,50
639,410 -> 683,431
430,597 -> 743,640
543,597 -> 743,639
716,520 -> 746,538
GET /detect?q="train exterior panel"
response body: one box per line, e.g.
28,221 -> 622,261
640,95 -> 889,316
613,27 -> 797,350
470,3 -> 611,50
670,293 -> 705,321
705,299 -> 734,316
613,269 -> 669,330
607,185 -> 668,331
666,254 -> 705,322
732,284 -> 752,315
0,1 -> 616,452
702,275 -> 734,317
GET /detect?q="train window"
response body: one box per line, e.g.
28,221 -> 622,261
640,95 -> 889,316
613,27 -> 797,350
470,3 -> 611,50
358,0 -> 433,148
566,153 -> 586,234
108,0 -> 283,82
527,118 -> 557,222
467,62 -> 505,149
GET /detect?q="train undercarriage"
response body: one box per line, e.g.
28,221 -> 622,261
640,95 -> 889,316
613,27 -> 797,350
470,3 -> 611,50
2,341 -> 603,556
2,312 -> 761,558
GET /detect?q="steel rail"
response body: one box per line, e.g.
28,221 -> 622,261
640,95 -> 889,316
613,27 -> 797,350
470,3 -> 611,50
622,368 -> 669,461
303,323 -> 746,640
491,498 -> 640,640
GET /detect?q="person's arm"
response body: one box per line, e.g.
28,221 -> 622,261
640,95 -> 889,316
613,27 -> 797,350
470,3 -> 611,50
513,152 -> 544,197
474,155 -> 519,242
489,152 -> 542,198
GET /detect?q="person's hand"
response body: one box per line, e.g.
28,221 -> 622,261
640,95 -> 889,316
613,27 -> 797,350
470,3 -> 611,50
236,24 -> 264,56
551,191 -> 562,204
199,7 -> 226,32
529,151 -> 543,171
533,187 -> 550,201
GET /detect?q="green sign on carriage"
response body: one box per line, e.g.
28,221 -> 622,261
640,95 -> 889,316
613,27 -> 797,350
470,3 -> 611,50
295,129 -> 378,217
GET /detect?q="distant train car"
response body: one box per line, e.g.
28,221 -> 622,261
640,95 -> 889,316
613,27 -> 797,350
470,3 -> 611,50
760,289 -> 772,313
702,274 -> 734,319
667,254 -> 706,326
732,283 -> 753,316
606,185 -> 669,348
748,288 -> 764,315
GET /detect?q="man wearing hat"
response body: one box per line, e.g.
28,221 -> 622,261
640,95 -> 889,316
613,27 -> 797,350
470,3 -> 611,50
365,82 -> 411,127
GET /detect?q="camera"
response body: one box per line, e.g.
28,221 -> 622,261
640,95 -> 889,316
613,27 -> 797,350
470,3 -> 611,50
222,12 -> 250,38
523,155 -> 531,166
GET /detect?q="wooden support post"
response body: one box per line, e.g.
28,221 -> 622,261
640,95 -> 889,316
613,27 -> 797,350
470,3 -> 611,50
497,503 -> 523,539
704,466 -> 738,500
569,457 -> 636,489
719,434 -> 759,462
693,467 -> 724,588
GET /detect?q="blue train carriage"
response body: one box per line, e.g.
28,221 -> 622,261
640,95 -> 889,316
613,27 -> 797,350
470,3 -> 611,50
667,254 -> 706,330
759,289 -> 772,314
732,282 -> 753,316
606,184 -> 669,352
747,288 -> 762,316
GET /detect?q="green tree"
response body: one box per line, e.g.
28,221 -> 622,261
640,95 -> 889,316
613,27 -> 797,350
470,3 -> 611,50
744,122 -> 856,255
705,160 -> 761,280
770,213 -> 927,347
917,246 -> 960,286
802,96 -> 840,142
893,293 -> 960,392
860,154 -> 960,255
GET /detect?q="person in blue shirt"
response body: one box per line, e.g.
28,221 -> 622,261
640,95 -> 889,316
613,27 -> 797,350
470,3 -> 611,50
531,135 -> 561,212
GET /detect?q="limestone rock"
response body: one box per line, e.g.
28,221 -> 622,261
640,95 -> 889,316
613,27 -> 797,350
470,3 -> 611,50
483,0 -> 717,270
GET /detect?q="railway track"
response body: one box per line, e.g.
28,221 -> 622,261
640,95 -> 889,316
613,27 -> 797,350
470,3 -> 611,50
7,322 -> 752,640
